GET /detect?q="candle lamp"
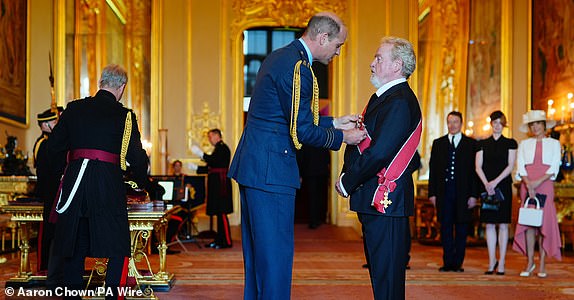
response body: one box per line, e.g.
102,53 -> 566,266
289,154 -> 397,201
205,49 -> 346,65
555,93 -> 574,182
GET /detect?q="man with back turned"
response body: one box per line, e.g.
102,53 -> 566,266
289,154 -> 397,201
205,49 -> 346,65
48,64 -> 149,298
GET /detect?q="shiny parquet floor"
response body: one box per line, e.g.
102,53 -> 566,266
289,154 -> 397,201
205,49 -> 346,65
1,224 -> 574,299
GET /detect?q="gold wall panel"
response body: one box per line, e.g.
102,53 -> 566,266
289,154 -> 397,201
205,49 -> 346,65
60,0 -> 151,138
417,0 -> 469,178
417,0 -> 512,179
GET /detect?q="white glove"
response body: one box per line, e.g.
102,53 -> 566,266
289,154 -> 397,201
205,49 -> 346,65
191,145 -> 204,157
188,162 -> 198,171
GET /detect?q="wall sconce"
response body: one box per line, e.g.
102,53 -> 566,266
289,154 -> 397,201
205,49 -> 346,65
465,121 -> 474,136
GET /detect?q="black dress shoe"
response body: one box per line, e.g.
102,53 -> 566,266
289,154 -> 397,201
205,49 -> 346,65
215,244 -> 232,249
205,242 -> 217,248
485,261 -> 498,275
362,263 -> 370,269
439,266 -> 451,272
453,267 -> 464,272
496,271 -> 505,275
308,223 -> 320,229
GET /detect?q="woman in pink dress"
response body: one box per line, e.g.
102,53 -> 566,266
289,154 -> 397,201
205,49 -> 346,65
513,110 -> 562,278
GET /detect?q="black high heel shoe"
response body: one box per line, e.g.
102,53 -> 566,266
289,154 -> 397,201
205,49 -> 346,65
484,261 -> 498,275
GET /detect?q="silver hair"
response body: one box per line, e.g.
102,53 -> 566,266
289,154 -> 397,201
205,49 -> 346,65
98,64 -> 128,89
381,37 -> 416,79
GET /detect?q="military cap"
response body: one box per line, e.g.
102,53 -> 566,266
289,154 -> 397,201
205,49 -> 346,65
37,106 -> 63,122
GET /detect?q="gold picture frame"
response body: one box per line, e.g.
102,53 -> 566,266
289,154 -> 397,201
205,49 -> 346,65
531,0 -> 574,118
0,0 -> 30,127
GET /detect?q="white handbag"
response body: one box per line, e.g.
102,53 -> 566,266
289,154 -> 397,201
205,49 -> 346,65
518,196 -> 544,227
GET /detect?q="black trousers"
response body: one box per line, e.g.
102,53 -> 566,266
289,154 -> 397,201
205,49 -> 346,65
440,183 -> 469,268
63,218 -> 129,299
215,213 -> 232,246
301,175 -> 328,227
46,238 -> 65,289
359,213 -> 410,300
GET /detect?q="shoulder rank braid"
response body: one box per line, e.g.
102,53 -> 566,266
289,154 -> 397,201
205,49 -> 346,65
120,111 -> 132,171
290,60 -> 319,150
33,135 -> 47,167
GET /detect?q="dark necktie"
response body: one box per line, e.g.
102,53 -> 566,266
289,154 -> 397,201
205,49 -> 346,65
451,135 -> 455,148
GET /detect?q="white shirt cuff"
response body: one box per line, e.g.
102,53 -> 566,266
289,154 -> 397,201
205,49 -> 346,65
339,173 -> 349,197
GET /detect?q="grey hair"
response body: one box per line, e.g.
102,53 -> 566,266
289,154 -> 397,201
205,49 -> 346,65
381,37 -> 416,79
98,64 -> 128,89
305,14 -> 342,41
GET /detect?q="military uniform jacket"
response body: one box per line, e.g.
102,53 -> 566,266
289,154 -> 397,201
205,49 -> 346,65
428,134 -> 479,223
229,39 -> 343,195
198,141 -> 233,215
47,90 -> 148,258
341,82 -> 421,216
34,133 -> 61,223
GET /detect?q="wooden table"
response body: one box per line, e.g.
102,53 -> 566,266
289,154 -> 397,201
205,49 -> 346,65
1,202 -> 177,295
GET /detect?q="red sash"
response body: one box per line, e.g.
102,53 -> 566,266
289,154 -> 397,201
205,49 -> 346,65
357,104 -> 371,154
362,119 -> 422,214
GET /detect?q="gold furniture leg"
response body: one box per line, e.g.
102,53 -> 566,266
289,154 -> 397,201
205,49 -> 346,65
16,221 -> 31,279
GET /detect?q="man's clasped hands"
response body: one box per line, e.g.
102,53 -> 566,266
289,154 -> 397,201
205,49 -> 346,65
333,114 -> 367,145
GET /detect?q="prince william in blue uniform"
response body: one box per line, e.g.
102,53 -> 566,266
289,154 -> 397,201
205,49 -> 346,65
229,12 -> 366,300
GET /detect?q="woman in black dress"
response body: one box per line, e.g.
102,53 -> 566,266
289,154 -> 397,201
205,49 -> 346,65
475,111 -> 517,275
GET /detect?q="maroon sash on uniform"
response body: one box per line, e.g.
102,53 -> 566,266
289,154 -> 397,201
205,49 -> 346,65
48,149 -> 120,223
68,148 -> 120,165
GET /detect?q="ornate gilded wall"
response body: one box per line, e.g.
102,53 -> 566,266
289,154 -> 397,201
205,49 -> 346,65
62,0 -> 151,138
417,0 -> 469,178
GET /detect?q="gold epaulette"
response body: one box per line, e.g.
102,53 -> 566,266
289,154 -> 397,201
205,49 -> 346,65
120,111 -> 132,171
33,136 -> 47,166
290,60 -> 319,150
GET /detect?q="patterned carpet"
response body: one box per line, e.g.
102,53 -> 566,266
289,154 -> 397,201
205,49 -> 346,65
153,224 -> 574,300
1,224 -> 574,299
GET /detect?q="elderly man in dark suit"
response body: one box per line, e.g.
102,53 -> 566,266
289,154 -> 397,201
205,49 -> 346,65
48,64 -> 149,297
228,12 -> 366,300
428,111 -> 479,272
336,37 -> 422,300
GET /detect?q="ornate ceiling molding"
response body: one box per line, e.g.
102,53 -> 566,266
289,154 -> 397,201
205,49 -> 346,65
231,0 -> 347,35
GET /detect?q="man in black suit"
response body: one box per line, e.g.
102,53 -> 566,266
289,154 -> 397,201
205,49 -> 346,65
428,111 -> 478,272
337,37 -> 421,300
